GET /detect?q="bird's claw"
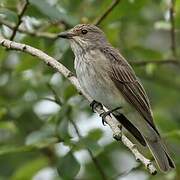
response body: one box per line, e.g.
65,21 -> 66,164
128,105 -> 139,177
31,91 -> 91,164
99,106 -> 122,126
100,111 -> 111,125
90,100 -> 103,112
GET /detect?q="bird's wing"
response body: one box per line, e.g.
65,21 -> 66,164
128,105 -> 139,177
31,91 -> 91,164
101,47 -> 158,133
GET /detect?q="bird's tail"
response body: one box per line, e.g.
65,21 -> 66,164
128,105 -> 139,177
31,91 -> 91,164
145,137 -> 175,172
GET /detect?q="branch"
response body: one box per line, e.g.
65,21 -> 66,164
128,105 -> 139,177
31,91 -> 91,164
0,37 -> 157,175
0,18 -> 57,39
47,83 -> 62,106
10,0 -> 29,40
94,0 -> 121,25
130,59 -> 180,66
169,0 -> 177,58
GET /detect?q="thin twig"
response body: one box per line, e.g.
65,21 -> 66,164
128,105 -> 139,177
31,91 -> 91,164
130,59 -> 180,66
9,0 -> 29,40
94,0 -> 121,25
169,0 -> 177,58
70,118 -> 108,180
41,97 -> 57,103
47,83 -> 62,105
0,18 -> 62,39
0,37 -> 157,175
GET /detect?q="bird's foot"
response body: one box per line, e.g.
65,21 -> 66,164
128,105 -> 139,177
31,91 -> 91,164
100,106 -> 122,126
90,100 -> 103,112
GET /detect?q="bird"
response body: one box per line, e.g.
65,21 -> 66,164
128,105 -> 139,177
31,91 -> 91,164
58,24 -> 175,172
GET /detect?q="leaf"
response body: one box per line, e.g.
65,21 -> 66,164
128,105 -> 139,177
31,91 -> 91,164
64,84 -> 77,101
15,54 -> 39,72
0,107 -> 7,119
11,157 -> 48,180
25,124 -> 57,146
81,139 -> 103,157
56,103 -> 71,122
0,121 -> 17,143
0,145 -> 34,155
0,138 -> 59,155
164,130 -> 180,141
29,0 -> 60,20
29,0 -> 69,22
57,151 -> 80,179
57,118 -> 71,140
0,8 -> 18,23
74,137 -> 103,157
145,63 -> 156,75
87,129 -> 104,141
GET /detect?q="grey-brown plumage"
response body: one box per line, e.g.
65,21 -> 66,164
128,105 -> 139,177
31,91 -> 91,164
58,24 -> 175,172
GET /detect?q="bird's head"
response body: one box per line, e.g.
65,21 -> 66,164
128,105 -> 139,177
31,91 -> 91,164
58,24 -> 108,54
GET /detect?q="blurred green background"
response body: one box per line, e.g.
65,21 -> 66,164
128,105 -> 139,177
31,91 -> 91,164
0,0 -> 180,179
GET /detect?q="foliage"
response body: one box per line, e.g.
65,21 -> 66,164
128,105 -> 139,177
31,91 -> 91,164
0,0 -> 180,179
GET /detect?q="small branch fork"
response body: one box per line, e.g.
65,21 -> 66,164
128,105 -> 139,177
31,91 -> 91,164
10,0 -> 29,40
0,18 -> 57,39
0,37 -> 157,175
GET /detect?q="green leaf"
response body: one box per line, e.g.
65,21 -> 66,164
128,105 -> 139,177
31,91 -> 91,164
29,0 -> 60,20
11,157 -> 48,180
25,124 -> 58,147
87,129 -> 103,141
64,84 -> 77,101
0,107 -> 8,119
164,130 -> 180,141
0,141 -> 59,155
57,118 -> 71,140
145,63 -> 156,75
81,139 -> 103,157
0,121 -> 17,143
15,54 -> 39,72
74,138 -> 103,157
0,8 -> 18,23
0,145 -> 34,155
29,0 -> 68,21
56,103 -> 71,122
57,152 -> 80,179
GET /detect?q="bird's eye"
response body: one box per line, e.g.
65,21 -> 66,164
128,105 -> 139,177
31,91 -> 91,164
81,29 -> 88,34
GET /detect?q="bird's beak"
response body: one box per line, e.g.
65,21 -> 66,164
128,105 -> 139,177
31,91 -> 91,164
58,31 -> 74,39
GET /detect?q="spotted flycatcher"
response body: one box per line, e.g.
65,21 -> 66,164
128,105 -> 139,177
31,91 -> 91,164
58,24 -> 175,172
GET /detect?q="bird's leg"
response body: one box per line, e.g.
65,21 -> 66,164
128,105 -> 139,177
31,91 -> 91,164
90,100 -> 103,112
100,106 -> 122,126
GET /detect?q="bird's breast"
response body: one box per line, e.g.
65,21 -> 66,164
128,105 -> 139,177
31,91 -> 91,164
74,50 -> 125,109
